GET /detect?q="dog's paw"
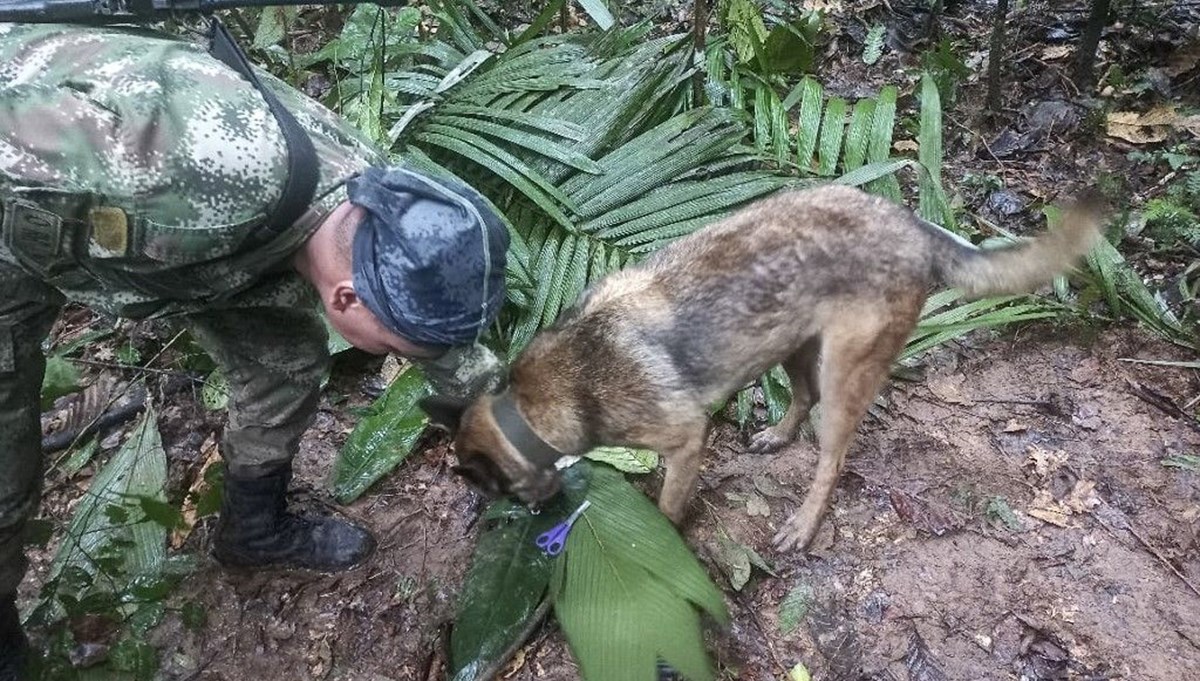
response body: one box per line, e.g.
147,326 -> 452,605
772,514 -> 819,552
747,428 -> 792,455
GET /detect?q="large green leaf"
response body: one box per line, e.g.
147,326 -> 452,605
331,364 -> 432,504
551,463 -> 729,681
450,468 -> 592,681
36,402 -> 167,625
575,0 -> 616,30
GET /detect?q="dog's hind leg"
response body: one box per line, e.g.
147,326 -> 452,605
747,336 -> 821,454
773,312 -> 914,552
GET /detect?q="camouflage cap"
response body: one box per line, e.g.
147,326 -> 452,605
347,166 -> 509,350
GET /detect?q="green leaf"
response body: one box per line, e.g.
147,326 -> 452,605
551,462 -> 728,681
331,364 -> 433,504
842,98 -> 876,173
865,85 -> 902,200
816,97 -> 846,176
108,636 -> 159,679
450,468 -> 591,681
790,662 -> 812,681
986,496 -> 1022,531
133,496 -> 186,531
253,6 -> 288,49
778,582 -> 814,634
575,0 -> 616,30
918,72 -> 949,226
180,601 -> 207,631
1162,454 -> 1200,471
862,24 -> 886,65
793,77 -> 823,173
583,446 -> 659,474
60,437 -> 99,477
42,402 -> 168,625
200,369 -> 229,411
41,355 -> 80,409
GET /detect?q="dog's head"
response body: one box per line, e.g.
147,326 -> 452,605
420,393 -> 563,508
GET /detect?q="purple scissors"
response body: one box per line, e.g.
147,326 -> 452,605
535,500 -> 592,556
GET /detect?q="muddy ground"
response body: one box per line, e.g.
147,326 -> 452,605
36,324 -> 1199,681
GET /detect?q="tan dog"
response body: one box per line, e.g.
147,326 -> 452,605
421,184 -> 1103,552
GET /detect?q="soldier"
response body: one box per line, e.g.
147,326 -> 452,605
0,21 -> 509,678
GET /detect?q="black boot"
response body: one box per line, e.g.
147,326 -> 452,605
212,467 -> 376,572
0,595 -> 30,681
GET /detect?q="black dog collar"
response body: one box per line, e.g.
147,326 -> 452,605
490,390 -> 564,471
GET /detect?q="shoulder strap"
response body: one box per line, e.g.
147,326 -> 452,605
205,17 -> 319,248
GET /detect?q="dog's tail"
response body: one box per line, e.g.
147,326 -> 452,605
922,195 -> 1105,298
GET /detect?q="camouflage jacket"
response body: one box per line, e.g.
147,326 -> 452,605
0,22 -> 386,320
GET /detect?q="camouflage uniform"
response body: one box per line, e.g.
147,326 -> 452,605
0,22 -> 385,595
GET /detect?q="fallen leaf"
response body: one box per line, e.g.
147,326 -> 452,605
171,434 -> 221,549
1025,446 -> 1069,479
905,629 -> 949,681
1165,41 -> 1200,77
789,662 -> 812,681
1003,419 -> 1027,433
888,490 -> 962,537
753,473 -> 799,502
1041,45 -> 1072,60
745,492 -> 771,517
1107,106 -> 1200,144
894,139 -> 920,153
779,583 -> 815,635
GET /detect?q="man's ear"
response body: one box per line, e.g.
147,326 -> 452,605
330,281 -> 358,313
419,394 -> 470,434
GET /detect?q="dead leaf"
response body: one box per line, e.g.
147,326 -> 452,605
905,628 -> 949,681
888,490 -> 962,537
1165,41 -> 1200,77
1041,45 -> 1072,60
1027,479 -> 1098,528
1003,419 -> 1027,433
753,473 -> 799,502
807,598 -> 863,681
745,492 -> 771,517
1025,446 -> 1069,479
171,434 -> 221,549
927,374 -> 972,405
1107,106 -> 1200,144
894,140 -> 920,153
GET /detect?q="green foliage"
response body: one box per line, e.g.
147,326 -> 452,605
40,355 -> 80,410
1162,454 -> 1200,472
778,582 -> 814,634
449,467 -> 590,681
1144,198 -> 1200,246
584,446 -> 659,474
200,368 -> 230,411
862,24 -> 885,65
26,404 -> 184,680
331,363 -> 432,503
551,462 -> 729,681
919,37 -> 969,107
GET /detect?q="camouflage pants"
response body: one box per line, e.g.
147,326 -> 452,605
0,257 -> 330,596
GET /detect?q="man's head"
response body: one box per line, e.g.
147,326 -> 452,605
306,166 -> 509,365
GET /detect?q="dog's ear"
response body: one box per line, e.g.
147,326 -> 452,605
419,394 -> 469,434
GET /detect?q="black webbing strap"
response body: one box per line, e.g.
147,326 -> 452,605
206,17 -> 319,247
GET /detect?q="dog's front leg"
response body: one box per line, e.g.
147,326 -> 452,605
656,425 -> 711,525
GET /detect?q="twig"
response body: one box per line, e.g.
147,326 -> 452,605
1126,379 -> 1200,435
1095,502 -> 1200,601
470,597 -> 554,681
66,356 -> 198,378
